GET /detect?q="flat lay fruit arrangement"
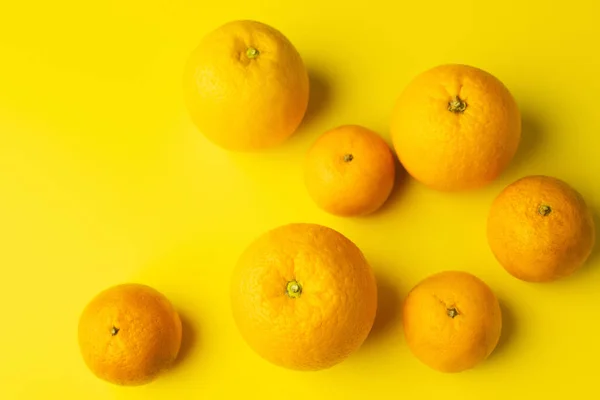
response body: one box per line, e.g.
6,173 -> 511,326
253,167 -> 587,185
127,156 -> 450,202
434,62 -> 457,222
79,15 -> 597,382
2,1 -> 600,399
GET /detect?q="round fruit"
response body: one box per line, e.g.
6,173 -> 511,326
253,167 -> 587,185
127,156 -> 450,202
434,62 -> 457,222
231,223 -> 377,370
487,175 -> 596,282
304,125 -> 396,217
390,64 -> 521,191
403,271 -> 502,373
183,20 -> 309,151
78,283 -> 182,386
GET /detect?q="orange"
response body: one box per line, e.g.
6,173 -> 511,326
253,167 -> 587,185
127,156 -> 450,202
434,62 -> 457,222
78,283 -> 182,386
231,223 -> 377,370
304,125 -> 396,217
183,20 -> 309,151
487,175 -> 596,282
390,64 -> 521,191
403,271 -> 502,373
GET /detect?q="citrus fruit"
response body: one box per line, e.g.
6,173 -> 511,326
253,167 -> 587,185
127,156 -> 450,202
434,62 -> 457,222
183,20 -> 309,151
78,283 -> 182,386
304,125 -> 396,217
390,64 -> 521,191
403,271 -> 502,373
231,223 -> 377,370
487,175 -> 596,282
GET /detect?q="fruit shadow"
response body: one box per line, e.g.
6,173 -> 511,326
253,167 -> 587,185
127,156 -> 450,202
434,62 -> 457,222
284,68 -> 332,148
585,210 -> 600,266
362,272 -> 405,347
568,209 -> 600,281
304,69 -> 331,128
173,311 -> 200,368
488,299 -> 516,361
504,111 -> 544,178
368,157 -> 411,218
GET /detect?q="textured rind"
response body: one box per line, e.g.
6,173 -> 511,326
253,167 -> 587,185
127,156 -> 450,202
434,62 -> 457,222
231,223 -> 378,370
304,125 -> 396,216
390,64 -> 521,191
183,20 -> 310,151
487,175 -> 596,282
402,271 -> 502,373
78,284 -> 182,386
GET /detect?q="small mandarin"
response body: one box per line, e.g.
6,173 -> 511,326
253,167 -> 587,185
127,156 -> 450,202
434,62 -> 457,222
304,125 -> 396,216
78,284 -> 182,386
487,175 -> 596,282
403,271 -> 502,373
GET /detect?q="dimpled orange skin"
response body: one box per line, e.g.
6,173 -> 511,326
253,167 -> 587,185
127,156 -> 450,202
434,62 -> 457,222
403,271 -> 502,373
487,175 -> 596,282
231,223 -> 377,371
390,64 -> 521,191
304,125 -> 396,217
78,284 -> 182,386
183,20 -> 309,151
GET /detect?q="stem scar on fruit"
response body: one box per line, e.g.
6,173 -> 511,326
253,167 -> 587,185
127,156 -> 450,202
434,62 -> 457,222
343,154 -> 354,162
447,308 -> 459,318
111,327 -> 120,336
286,280 -> 302,298
448,96 -> 467,113
539,205 -> 552,216
246,47 -> 260,59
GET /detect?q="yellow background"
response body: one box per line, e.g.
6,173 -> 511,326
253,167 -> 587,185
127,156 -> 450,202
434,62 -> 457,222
1,1 -> 599,399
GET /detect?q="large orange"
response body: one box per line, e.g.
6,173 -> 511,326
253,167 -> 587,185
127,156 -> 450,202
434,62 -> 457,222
183,20 -> 309,151
231,223 -> 377,370
78,284 -> 182,386
403,271 -> 502,373
304,125 -> 396,217
390,64 -> 521,191
487,175 -> 596,282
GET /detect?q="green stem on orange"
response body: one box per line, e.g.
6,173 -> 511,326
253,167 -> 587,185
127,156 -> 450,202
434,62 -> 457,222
246,47 -> 260,59
286,280 -> 302,298
448,96 -> 467,113
539,205 -> 552,216
447,308 -> 459,318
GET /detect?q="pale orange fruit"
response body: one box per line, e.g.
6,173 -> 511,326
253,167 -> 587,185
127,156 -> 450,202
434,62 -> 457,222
183,20 -> 309,151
